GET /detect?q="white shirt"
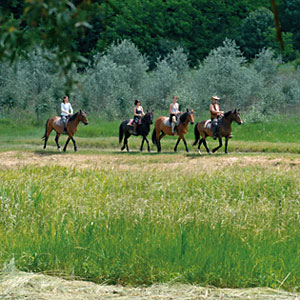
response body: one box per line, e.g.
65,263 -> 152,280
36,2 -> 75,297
61,102 -> 73,116
170,103 -> 179,114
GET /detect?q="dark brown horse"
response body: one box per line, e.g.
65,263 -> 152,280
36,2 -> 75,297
193,109 -> 243,154
42,110 -> 88,152
119,111 -> 154,152
152,110 -> 194,152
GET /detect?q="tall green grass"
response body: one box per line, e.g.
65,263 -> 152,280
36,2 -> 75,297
1,164 -> 300,289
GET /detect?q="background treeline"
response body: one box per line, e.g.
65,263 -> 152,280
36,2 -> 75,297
2,0 -> 300,66
1,0 -> 300,121
1,39 -> 300,122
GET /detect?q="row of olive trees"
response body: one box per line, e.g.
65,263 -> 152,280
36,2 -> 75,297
0,39 -> 299,122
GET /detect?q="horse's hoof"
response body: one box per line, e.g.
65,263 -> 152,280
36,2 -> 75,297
197,150 -> 201,154
208,151 -> 212,155
58,148 -> 61,152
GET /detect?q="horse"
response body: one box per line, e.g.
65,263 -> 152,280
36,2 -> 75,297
119,111 -> 154,152
152,109 -> 194,153
42,110 -> 88,152
193,109 -> 243,154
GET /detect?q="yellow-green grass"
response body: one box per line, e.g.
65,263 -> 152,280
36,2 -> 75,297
1,157 -> 300,290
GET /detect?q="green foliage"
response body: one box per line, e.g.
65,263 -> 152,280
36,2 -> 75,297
238,8 -> 274,58
1,161 -> 300,289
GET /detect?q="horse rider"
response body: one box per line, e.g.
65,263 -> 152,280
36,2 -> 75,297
209,95 -> 224,140
169,95 -> 181,134
133,99 -> 145,134
61,95 -> 73,132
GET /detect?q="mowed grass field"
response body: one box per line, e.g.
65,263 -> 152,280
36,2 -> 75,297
1,114 -> 300,292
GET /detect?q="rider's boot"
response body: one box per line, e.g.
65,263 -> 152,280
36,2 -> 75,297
171,122 -> 176,134
212,125 -> 217,140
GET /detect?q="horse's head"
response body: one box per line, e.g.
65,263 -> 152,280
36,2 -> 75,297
186,109 -> 194,125
144,110 -> 154,124
232,109 -> 243,125
225,109 -> 243,125
79,109 -> 89,125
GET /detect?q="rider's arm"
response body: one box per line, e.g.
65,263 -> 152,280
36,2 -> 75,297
141,106 -> 145,115
133,106 -> 138,116
69,103 -> 73,115
169,104 -> 173,114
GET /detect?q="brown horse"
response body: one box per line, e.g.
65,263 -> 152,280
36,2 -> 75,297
152,110 -> 194,152
42,110 -> 88,152
193,109 -> 243,154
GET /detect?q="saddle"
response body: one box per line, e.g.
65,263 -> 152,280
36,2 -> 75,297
204,116 -> 223,129
127,119 -> 141,126
204,120 -> 212,129
55,117 -> 68,134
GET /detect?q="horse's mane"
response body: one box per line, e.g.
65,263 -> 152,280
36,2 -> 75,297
68,112 -> 78,122
224,110 -> 232,118
180,112 -> 188,123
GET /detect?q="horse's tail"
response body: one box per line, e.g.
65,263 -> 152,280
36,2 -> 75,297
41,119 -> 49,140
193,122 -> 200,146
119,123 -> 124,144
152,128 -> 157,145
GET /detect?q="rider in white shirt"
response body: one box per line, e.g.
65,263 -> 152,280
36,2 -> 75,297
169,95 -> 181,133
61,96 -> 73,131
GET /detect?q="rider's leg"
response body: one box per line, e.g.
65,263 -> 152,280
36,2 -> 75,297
211,118 -> 218,140
172,115 -> 176,133
62,116 -> 67,132
133,118 -> 138,134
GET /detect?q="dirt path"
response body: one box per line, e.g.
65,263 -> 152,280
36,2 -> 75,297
1,151 -> 300,171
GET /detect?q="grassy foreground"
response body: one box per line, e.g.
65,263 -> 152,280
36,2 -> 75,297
1,154 -> 300,290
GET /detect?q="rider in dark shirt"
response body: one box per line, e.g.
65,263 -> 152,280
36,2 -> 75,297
133,100 -> 145,134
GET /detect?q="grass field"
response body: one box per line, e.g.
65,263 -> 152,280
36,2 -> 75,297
1,115 -> 300,293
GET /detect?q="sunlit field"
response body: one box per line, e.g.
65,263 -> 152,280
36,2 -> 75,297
1,115 -> 300,293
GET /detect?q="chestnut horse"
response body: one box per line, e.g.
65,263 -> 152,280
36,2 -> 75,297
152,110 -> 194,153
193,109 -> 242,154
42,110 -> 88,152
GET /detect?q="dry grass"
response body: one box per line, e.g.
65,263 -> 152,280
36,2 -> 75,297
1,270 -> 299,300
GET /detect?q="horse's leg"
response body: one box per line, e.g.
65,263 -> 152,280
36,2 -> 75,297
182,137 -> 189,152
197,138 -> 203,154
63,137 -> 71,152
124,132 -> 130,152
140,136 -> 145,151
224,137 -> 229,154
43,126 -> 52,150
174,138 -> 181,152
202,138 -> 211,154
158,132 -> 166,153
144,136 -> 151,152
71,137 -> 77,152
212,137 -> 223,153
55,133 -> 61,152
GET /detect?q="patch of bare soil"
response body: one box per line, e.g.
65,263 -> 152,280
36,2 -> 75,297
0,271 -> 299,300
1,151 -> 300,171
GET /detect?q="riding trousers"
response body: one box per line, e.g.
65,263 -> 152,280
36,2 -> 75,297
61,115 -> 69,128
211,118 -> 218,136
